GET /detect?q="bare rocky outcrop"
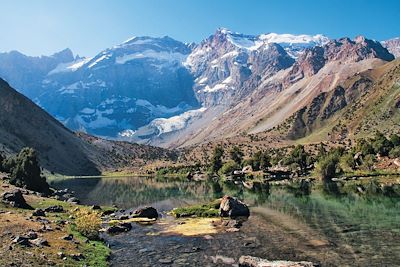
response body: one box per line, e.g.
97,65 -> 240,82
381,37 -> 400,58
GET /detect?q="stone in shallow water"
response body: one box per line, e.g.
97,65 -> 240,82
132,206 -> 159,219
159,257 -> 173,264
239,256 -> 316,267
219,195 -> 250,218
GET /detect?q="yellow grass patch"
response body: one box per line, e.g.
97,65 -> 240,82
163,218 -> 218,236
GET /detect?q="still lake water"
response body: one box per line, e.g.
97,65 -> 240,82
50,177 -> 400,266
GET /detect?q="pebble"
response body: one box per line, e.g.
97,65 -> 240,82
159,258 -> 173,264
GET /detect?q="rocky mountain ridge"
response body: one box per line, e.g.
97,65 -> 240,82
0,29 -> 398,148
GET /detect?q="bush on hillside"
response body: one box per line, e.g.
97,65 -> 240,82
7,148 -> 50,194
229,146 -> 244,166
315,153 -> 340,182
211,145 -> 224,173
389,146 -> 400,159
355,138 -> 375,156
372,132 -> 393,156
389,134 -> 400,147
283,145 -> 313,173
340,153 -> 357,172
219,161 -> 240,176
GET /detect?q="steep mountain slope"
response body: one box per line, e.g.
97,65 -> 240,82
0,78 -> 176,175
0,30 -> 397,149
291,58 -> 400,143
164,36 -> 394,147
0,78 -> 99,175
131,29 -> 329,144
0,37 -> 198,139
382,37 -> 400,58
0,49 -> 75,99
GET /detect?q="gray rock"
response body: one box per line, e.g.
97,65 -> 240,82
32,208 -> 46,217
219,195 -> 250,218
159,257 -> 173,264
44,205 -> 64,213
66,197 -> 80,204
26,231 -> 38,239
132,206 -> 158,219
2,190 -> 32,209
239,256 -> 316,267
61,234 -> 74,241
106,223 -> 132,234
12,236 -> 31,246
30,238 -> 49,247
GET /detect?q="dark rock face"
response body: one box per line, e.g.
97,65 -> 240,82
1,190 -> 32,209
187,29 -> 298,107
132,206 -> 158,219
219,195 -> 250,218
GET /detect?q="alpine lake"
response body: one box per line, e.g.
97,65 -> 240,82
49,176 -> 400,267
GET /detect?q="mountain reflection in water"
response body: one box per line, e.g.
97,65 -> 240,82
51,176 -> 400,266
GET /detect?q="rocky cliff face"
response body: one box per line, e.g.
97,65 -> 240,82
382,37 -> 400,58
185,28 -> 327,107
0,37 -> 199,138
0,30 -> 396,147
165,36 -> 395,147
0,49 -> 75,98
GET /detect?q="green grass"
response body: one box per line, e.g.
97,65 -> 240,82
171,199 -> 221,218
68,226 -> 110,267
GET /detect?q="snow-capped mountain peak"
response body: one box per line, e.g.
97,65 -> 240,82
259,33 -> 329,46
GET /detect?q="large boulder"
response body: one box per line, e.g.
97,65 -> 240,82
2,189 -> 32,209
132,207 -> 158,219
239,256 -> 316,267
219,195 -> 250,218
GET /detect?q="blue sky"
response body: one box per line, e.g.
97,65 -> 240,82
1,0 -> 399,57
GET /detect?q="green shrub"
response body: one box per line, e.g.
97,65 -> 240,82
389,134 -> 400,147
362,154 -> 376,171
340,153 -> 356,172
251,151 -> 271,171
283,145 -> 312,173
315,153 -> 340,181
8,148 -> 50,194
219,161 -> 239,176
372,132 -> 392,156
389,146 -> 400,158
356,138 -> 374,156
74,209 -> 102,240
229,146 -> 244,166
211,145 -> 224,173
